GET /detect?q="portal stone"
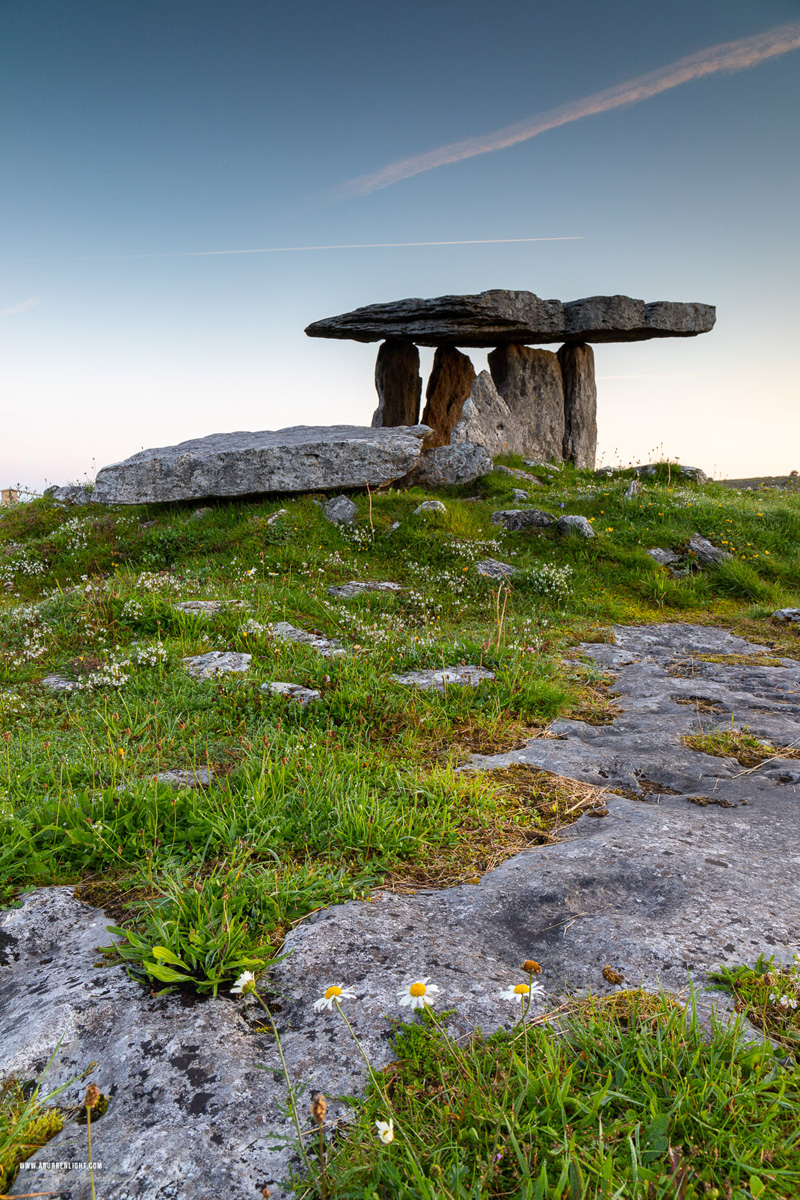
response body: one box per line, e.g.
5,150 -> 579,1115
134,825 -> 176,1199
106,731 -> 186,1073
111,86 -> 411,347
558,343 -> 597,469
371,340 -> 422,427
488,344 -> 565,462
421,346 -> 476,447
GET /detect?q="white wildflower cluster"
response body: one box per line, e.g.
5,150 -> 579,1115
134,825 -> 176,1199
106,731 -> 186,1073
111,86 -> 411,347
318,599 -> 406,648
55,515 -> 91,552
131,642 -> 168,667
69,641 -> 167,690
0,690 -> 26,718
239,618 -> 269,637
521,562 -> 574,600
404,560 -> 476,599
342,525 -> 374,549
0,605 -> 53,670
122,597 -> 144,622
451,537 -> 505,562
770,992 -> 798,1009
130,571 -> 183,594
0,548 -> 47,591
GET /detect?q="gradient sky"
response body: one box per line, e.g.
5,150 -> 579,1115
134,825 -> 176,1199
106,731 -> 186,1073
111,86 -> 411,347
2,0 -> 799,491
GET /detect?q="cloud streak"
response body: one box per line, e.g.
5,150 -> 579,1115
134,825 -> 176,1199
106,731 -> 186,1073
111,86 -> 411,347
335,20 -> 800,197
0,297 -> 40,319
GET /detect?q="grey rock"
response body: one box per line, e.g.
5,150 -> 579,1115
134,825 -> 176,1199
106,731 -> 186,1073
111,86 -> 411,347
647,547 -> 681,567
388,520 -> 401,532
174,600 -> 221,616
41,673 -> 82,693
155,768 -> 213,789
391,665 -> 495,691
687,534 -> 732,566
270,621 -> 344,657
371,339 -> 422,427
557,514 -> 595,537
183,651 -> 252,679
623,478 -> 642,501
412,500 -> 447,515
265,508 -> 288,525
488,344 -> 565,462
327,581 -> 403,599
45,484 -> 93,506
305,291 -> 715,347
476,559 -> 517,580
635,464 -> 709,484
512,489 -> 529,501
190,506 -> 212,521
89,425 -> 432,505
490,507 -> 556,531
399,442 -> 493,489
559,343 -> 597,469
593,466 -> 615,478
420,345 -> 476,446
450,371 -> 531,459
772,608 -> 800,625
323,495 -> 358,526
264,681 -> 321,706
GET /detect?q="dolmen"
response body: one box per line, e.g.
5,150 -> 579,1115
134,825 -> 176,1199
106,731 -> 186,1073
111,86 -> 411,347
306,290 -> 715,469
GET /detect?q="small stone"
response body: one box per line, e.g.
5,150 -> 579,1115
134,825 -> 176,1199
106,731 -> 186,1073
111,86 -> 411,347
623,478 -> 641,501
413,500 -> 447,515
476,559 -> 517,580
557,515 -> 595,538
512,489 -> 529,502
41,673 -> 82,692
687,535 -> 732,566
388,521 -> 401,532
45,484 -> 92,506
174,600 -> 221,616
270,622 -> 344,657
156,768 -> 212,789
266,508 -> 288,525
263,681 -> 321,706
183,651 -> 252,679
772,608 -> 800,625
190,507 -> 212,521
323,495 -> 358,526
391,665 -> 495,691
327,581 -> 403,599
647,548 -> 681,567
490,508 -> 556,531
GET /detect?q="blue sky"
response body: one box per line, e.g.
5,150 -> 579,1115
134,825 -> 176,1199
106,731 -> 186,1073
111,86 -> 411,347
2,0 -> 799,490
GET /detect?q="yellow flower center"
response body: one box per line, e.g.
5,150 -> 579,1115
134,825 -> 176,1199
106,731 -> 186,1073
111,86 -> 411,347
324,985 -> 343,1000
409,982 -> 427,998
514,983 -> 530,995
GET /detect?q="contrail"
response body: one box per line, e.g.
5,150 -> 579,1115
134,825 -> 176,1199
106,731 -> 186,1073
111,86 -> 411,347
0,297 -> 40,318
335,20 -> 800,197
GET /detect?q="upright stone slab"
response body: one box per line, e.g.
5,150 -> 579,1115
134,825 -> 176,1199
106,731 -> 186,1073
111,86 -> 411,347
558,343 -> 597,469
488,344 -> 565,462
371,339 -> 422,427
421,346 -> 476,447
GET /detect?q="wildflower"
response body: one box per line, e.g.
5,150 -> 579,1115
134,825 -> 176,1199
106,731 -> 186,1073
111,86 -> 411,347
230,970 -> 257,995
522,960 -> 542,974
310,1091 -> 327,1125
398,978 -> 440,1009
375,1118 -> 394,1144
84,1084 -> 100,1109
313,984 -> 357,1011
499,983 -> 531,1002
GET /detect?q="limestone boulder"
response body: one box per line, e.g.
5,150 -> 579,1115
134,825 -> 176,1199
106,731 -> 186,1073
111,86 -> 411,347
488,345 -> 565,461
89,426 -> 432,505
557,514 -> 595,538
371,340 -> 422,427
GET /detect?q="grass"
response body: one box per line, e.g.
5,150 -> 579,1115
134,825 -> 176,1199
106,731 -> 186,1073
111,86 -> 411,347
305,989 -> 800,1200
682,727 -> 800,768
1,462 -> 800,1186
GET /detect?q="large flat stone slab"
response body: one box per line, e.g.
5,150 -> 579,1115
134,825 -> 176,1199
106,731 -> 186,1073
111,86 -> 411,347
306,291 -> 715,347
89,426 -> 431,505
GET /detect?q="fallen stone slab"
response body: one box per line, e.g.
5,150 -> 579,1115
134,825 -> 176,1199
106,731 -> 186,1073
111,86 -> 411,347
270,621 -> 344,657
391,665 -> 495,691
183,651 -> 252,678
263,681 -> 321,706
687,534 -> 732,566
413,500 -> 447,515
174,600 -> 222,616
557,514 -> 595,538
306,291 -> 715,347
476,559 -> 518,580
399,442 -> 493,489
491,507 -> 556,531
155,768 -> 213,789
327,580 -> 403,599
85,425 -> 432,505
323,495 -> 358,525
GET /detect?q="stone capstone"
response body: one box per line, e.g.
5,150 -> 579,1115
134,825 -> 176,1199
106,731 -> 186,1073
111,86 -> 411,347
488,344 -> 565,462
557,514 -> 595,538
305,291 -> 715,347
398,442 -> 493,489
371,339 -> 422,427
323,495 -> 358,526
490,507 -> 556,531
391,665 -> 495,691
87,425 -> 432,505
558,343 -> 597,469
420,346 -> 476,447
183,651 -> 252,679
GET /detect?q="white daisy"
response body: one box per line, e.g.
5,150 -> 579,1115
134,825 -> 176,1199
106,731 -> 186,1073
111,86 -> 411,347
375,1118 -> 394,1144
230,970 -> 257,995
313,984 -> 357,1012
397,978 -> 440,1010
499,980 -> 545,1003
